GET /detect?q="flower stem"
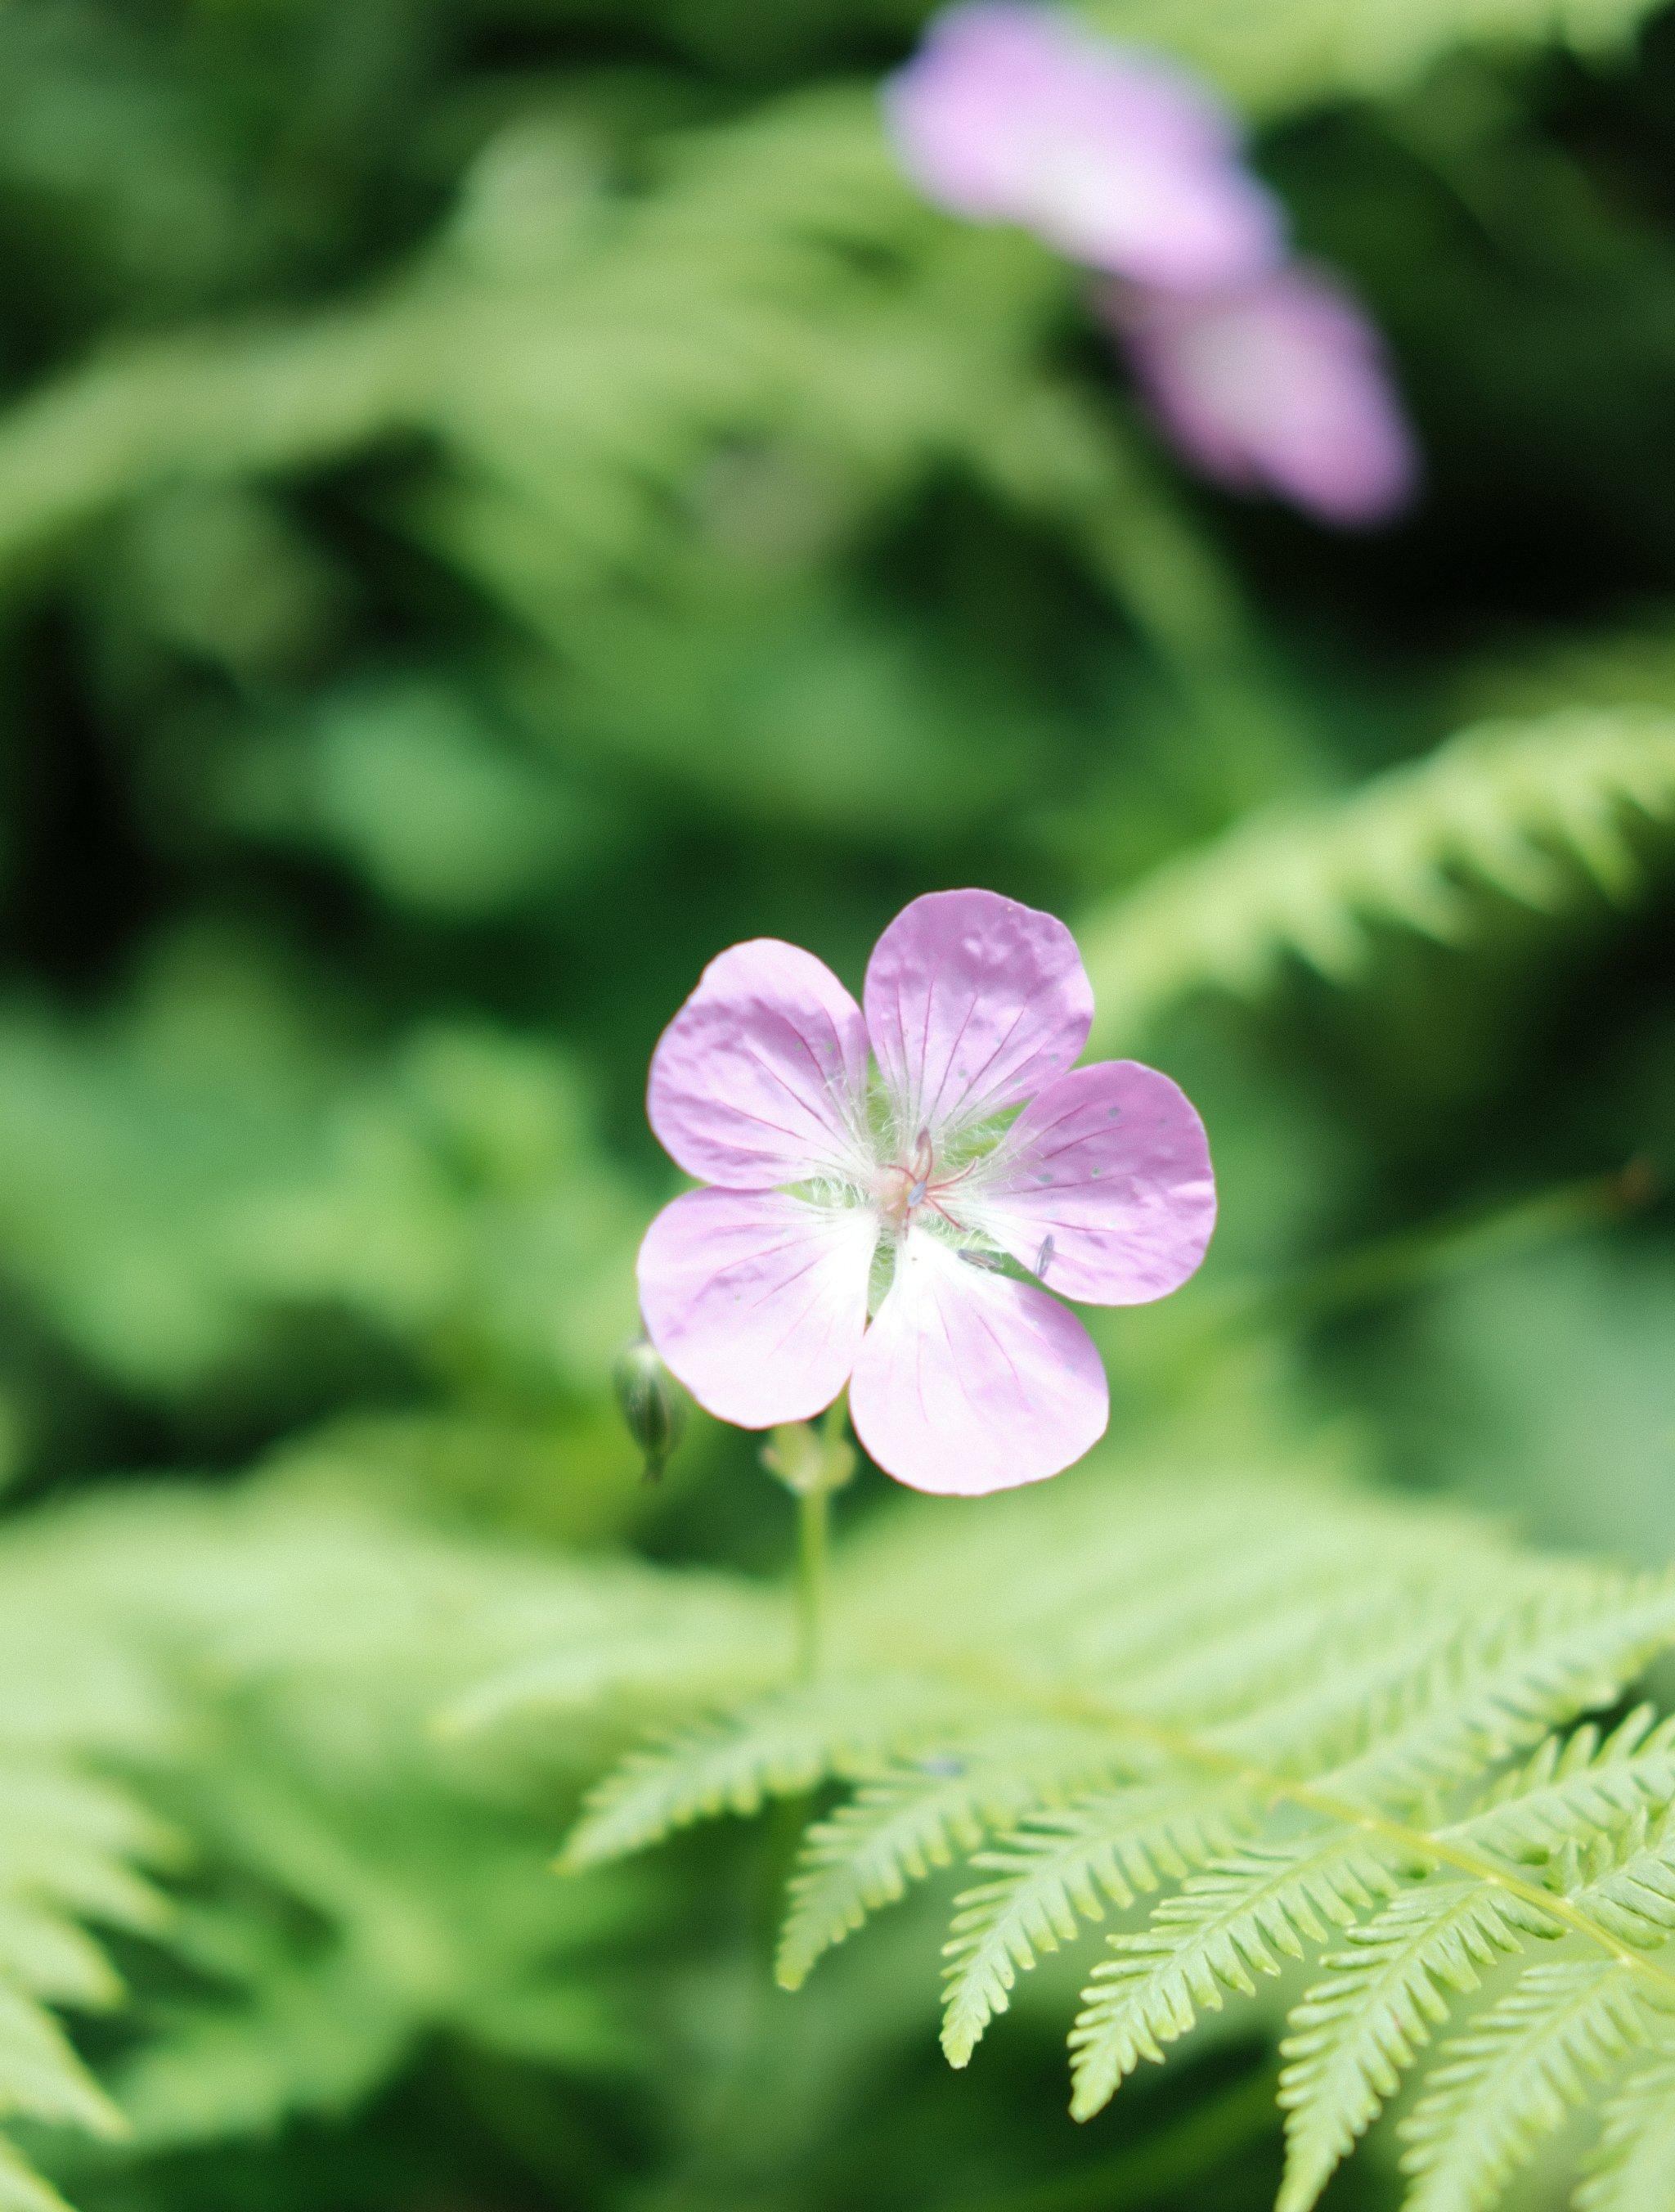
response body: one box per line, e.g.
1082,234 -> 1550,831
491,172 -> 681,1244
795,1481 -> 830,1686
764,1396 -> 853,1684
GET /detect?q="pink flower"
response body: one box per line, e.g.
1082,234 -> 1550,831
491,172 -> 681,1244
636,890 -> 1215,1497
1104,263 -> 1419,526
884,3 -> 1282,290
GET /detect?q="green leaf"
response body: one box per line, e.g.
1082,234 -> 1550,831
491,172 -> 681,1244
1578,2047 -> 1675,2212
1080,712 -> 1675,1047
776,1726 -> 1130,1991
1069,1836 -> 1403,2120
1399,1961 -> 1663,2212
1276,1882 -> 1545,2212
1080,0 -> 1666,116
562,1675 -> 988,1870
941,1781 -> 1258,2066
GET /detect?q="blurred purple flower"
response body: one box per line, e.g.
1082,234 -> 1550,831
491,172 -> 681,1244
1104,263 -> 1419,527
884,3 -> 1282,290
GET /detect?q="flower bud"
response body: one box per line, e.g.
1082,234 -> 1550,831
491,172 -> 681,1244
761,1419 -> 856,1499
613,1336 -> 687,1481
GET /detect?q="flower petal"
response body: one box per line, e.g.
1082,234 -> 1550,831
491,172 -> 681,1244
638,1189 -> 878,1430
863,889 -> 1093,1147
965,1061 -> 1215,1305
883,3 -> 1282,290
1044,138 -> 1282,292
648,940 -> 871,1189
849,1229 -> 1107,1495
1105,264 -> 1418,528
884,3 -> 1079,223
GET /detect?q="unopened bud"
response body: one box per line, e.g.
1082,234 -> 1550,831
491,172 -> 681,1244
761,1419 -> 855,1499
613,1336 -> 687,1481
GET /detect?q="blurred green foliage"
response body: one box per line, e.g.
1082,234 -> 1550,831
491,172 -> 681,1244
1,1 -> 1674,2208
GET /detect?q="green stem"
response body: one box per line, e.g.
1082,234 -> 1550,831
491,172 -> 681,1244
795,1481 -> 829,1686
793,1395 -> 849,1684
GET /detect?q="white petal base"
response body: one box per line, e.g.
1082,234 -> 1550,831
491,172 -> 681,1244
849,1229 -> 1107,1496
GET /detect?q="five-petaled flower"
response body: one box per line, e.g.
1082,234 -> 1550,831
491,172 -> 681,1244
637,889 -> 1215,1496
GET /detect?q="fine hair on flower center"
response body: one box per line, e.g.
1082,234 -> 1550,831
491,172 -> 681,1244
877,1126 -> 978,1232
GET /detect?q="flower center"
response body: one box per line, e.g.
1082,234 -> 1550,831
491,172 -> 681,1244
877,1129 -> 970,1234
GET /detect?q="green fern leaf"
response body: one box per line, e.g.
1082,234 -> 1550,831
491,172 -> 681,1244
1318,1573 -> 1675,1799
561,1674 -> 984,1871
1102,1544 -> 1501,1739
941,1779 -> 1259,2066
0,1986 -> 124,2141
1399,1961 -> 1664,2212
1560,1811 -> 1675,1952
1448,1710 -> 1675,1859
775,1724 -> 1126,1991
543,1463 -> 1675,2210
0,2138 -> 75,2212
0,1758 -> 176,2200
1080,711 -> 1675,1047
1578,2046 -> 1675,2212
1069,1835 -> 1403,2119
1277,1797 -> 1675,2212
1275,1882 -> 1551,2212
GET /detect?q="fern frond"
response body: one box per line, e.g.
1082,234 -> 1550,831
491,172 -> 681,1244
1275,1800 -> 1675,2212
539,1463 -> 1675,2212
561,1674 -> 987,1871
1082,0 -> 1667,115
1085,1524 -> 1499,1734
1069,1835 -> 1403,2119
1561,1810 -> 1675,1952
1578,2045 -> 1675,2212
1449,1709 -> 1675,1859
0,2138 -> 75,2212
941,1780 -> 1260,2066
1314,1572 -> 1675,1799
0,1758 -> 176,2196
775,1724 -> 1126,1991
1275,1882 -> 1547,2212
1399,1961 -> 1666,2212
1079,711 -> 1675,1046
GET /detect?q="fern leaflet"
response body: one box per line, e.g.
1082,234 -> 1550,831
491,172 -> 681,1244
0,1760 -> 173,2204
1079,710 -> 1675,1046
1069,1833 -> 1404,2117
1400,1961 -> 1665,2212
775,1724 -> 1126,1990
941,1779 -> 1258,2065
1276,1882 -> 1552,2212
1578,2046 -> 1675,2212
562,1674 -> 990,1870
